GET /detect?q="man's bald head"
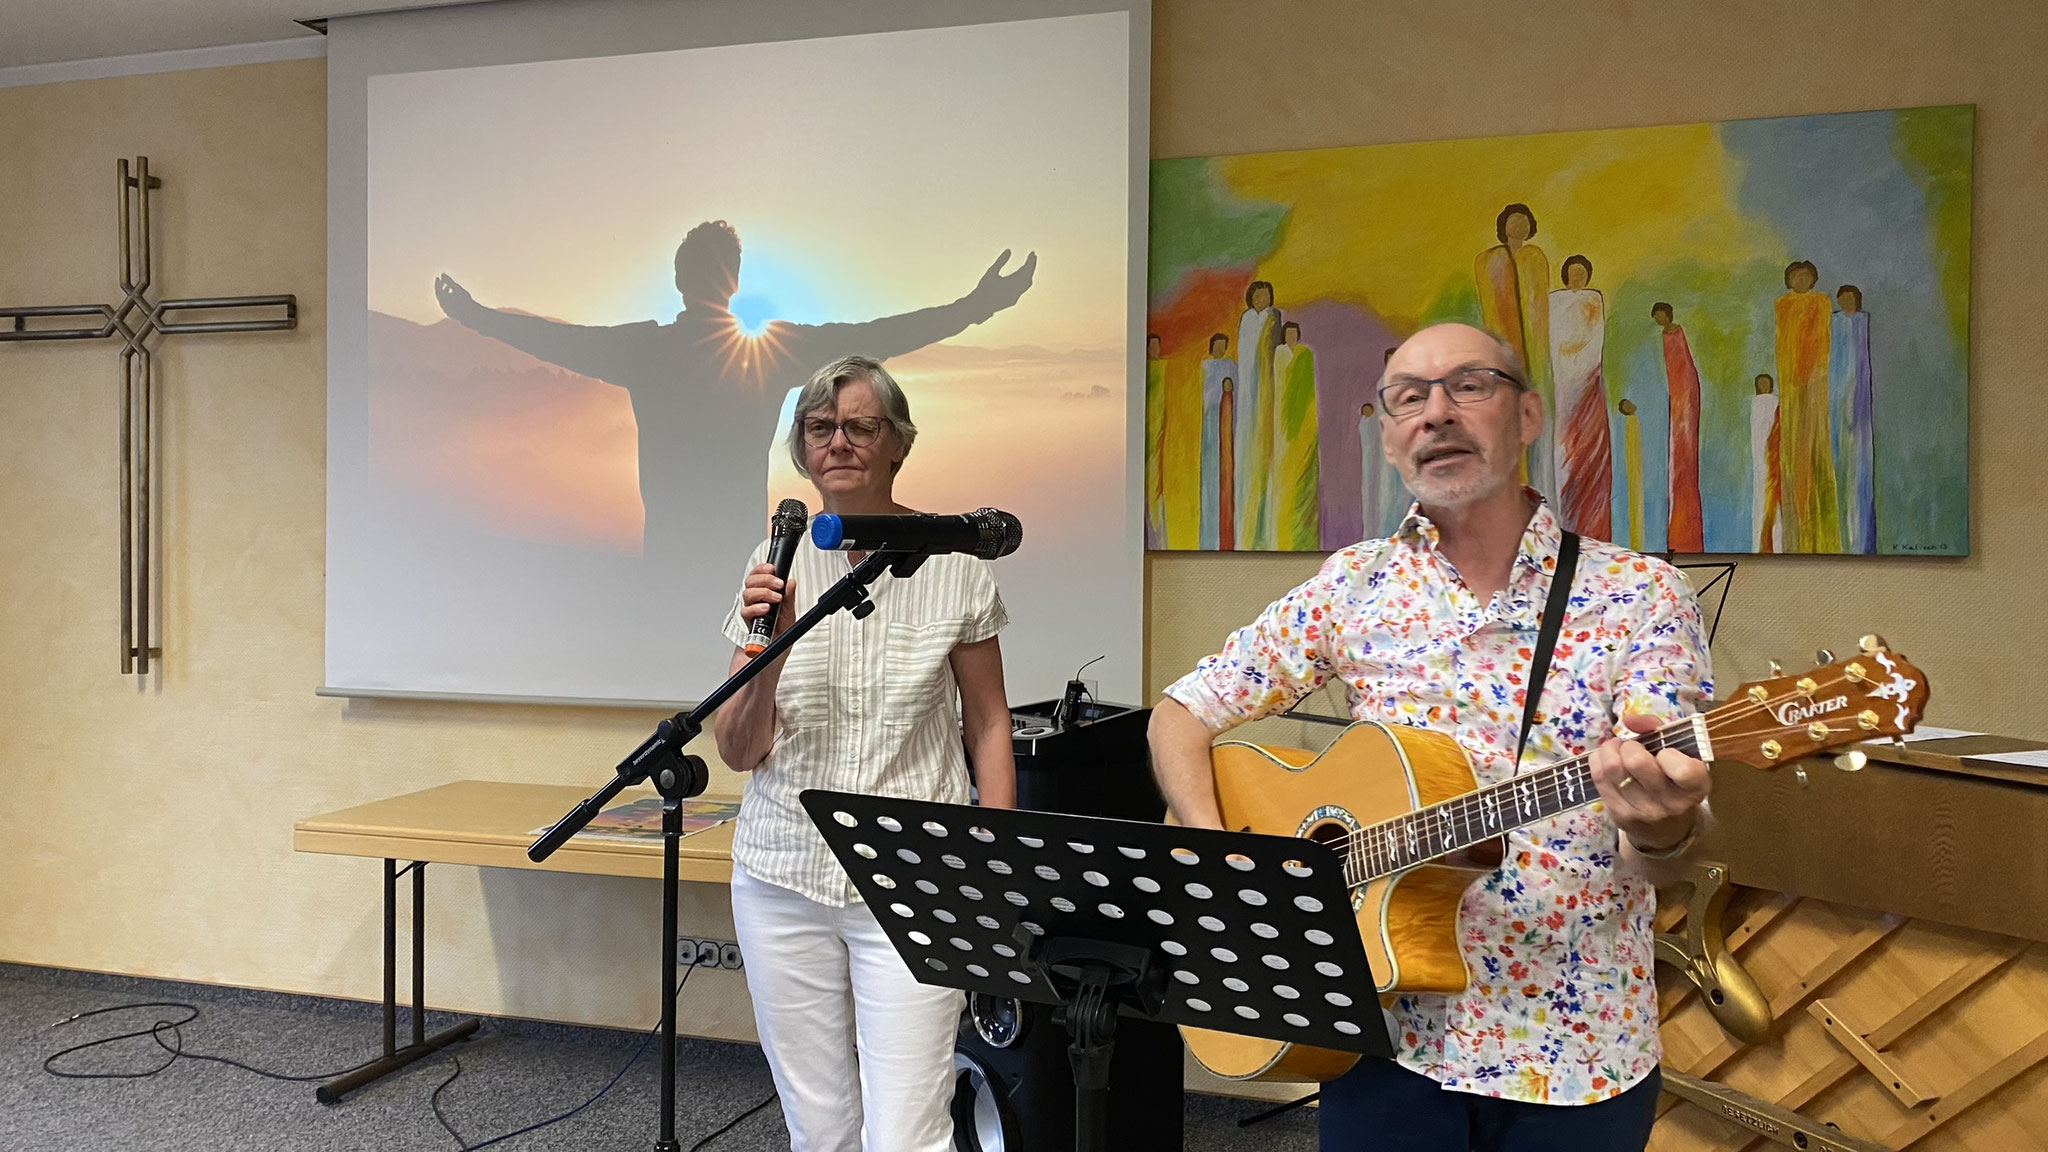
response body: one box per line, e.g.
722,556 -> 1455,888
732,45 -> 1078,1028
1380,324 -> 1526,390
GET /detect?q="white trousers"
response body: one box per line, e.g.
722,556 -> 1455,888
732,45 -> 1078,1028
731,865 -> 965,1152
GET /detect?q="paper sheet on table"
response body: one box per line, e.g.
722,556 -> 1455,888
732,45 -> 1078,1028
1964,748 -> 2048,768
527,797 -> 741,845
1898,726 -> 1987,742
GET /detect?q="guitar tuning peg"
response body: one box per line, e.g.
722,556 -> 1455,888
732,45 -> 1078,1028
1860,634 -> 1887,654
1834,750 -> 1868,773
1795,765 -> 1810,788
1815,649 -> 1835,666
1769,659 -> 1784,677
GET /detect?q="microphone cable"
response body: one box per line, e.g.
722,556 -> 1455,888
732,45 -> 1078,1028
424,956 -> 700,1151
424,954 -> 776,1151
39,952 -> 777,1150
43,1000 -> 388,1084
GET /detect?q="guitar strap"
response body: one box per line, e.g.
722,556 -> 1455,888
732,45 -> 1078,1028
1514,530 -> 1580,771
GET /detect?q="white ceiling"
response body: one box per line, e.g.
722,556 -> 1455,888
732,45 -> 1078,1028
0,0 -> 481,70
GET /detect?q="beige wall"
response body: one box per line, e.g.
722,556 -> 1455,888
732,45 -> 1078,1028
1148,0 -> 2048,738
0,60 -> 757,1036
1,0 -> 2044,1041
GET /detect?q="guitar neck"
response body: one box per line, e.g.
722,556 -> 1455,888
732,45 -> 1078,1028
1341,714 -> 1711,887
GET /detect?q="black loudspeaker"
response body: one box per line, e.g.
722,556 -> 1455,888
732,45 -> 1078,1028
1008,699 -> 1165,823
953,992 -> 1184,1152
951,701 -> 1183,1152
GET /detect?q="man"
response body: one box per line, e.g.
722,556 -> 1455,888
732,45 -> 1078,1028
1149,323 -> 1713,1151
432,219 -> 1034,566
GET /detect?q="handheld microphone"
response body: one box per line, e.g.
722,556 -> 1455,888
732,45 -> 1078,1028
745,499 -> 811,656
810,508 -> 1022,560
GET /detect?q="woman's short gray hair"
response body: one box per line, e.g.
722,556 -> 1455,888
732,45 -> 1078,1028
787,355 -> 919,479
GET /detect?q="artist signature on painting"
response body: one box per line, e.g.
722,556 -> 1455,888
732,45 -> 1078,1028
1891,542 -> 1956,553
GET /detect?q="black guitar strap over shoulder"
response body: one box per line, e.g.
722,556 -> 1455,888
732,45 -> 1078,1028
1515,531 -> 1580,771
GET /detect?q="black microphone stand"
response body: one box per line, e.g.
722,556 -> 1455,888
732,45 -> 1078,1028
528,546 -> 928,1152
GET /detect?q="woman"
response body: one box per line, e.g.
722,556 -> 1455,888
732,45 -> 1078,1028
715,354 -> 1015,1152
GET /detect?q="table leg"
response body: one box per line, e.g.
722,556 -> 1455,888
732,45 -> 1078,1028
414,862 -> 427,1047
384,857 -> 397,1055
317,859 -> 480,1104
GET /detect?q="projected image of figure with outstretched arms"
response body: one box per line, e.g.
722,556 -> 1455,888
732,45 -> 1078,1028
431,219 -> 1035,564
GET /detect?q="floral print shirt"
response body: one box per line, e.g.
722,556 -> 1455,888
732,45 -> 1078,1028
1166,495 -> 1711,1104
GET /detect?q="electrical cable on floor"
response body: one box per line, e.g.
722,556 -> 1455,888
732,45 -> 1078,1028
43,1000 -> 389,1083
39,954 -> 772,1151
425,957 -> 700,1151
687,1090 -> 779,1151
428,1050 -> 470,1148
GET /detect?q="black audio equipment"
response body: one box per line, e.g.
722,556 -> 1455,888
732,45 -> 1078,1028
1007,698 -> 1165,823
952,699 -> 1182,1151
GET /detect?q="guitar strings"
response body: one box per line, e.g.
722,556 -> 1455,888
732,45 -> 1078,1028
1332,706 -> 1763,884
1331,678 -> 1837,856
1318,680 -> 1885,885
1331,687 -> 1882,884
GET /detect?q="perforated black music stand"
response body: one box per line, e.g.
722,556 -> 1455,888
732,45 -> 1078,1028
800,790 -> 1392,1152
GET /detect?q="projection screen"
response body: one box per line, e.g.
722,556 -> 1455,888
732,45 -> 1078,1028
326,0 -> 1148,707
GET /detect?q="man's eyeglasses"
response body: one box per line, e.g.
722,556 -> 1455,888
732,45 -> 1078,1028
801,417 -> 886,447
1376,367 -> 1522,421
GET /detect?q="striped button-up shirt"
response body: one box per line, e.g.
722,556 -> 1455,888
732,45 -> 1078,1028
1166,497 -> 1711,1105
721,532 -> 1007,906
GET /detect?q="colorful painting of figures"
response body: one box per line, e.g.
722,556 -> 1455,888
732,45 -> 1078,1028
1146,105 -> 1973,555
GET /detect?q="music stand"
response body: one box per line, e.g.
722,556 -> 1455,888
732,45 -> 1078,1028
800,790 -> 1392,1152
1675,561 -> 1738,644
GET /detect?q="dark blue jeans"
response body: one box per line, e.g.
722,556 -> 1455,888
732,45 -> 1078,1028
1318,1058 -> 1662,1152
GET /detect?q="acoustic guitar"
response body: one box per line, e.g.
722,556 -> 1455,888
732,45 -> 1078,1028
1182,637 -> 1930,1083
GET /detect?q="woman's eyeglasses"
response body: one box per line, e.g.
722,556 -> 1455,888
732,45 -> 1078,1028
801,417 -> 886,447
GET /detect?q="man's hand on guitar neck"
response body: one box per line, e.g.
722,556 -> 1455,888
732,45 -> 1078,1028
1590,710 -> 1711,856
1147,698 -> 1230,830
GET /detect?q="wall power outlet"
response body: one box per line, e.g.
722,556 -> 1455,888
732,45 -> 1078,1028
675,936 -> 744,970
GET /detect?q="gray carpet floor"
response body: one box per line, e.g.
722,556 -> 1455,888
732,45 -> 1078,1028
0,963 -> 1319,1151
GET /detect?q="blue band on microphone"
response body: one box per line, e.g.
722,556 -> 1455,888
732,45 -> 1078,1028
811,514 -> 847,550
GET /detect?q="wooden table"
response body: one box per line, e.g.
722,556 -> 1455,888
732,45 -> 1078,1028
292,781 -> 739,1102
294,780 -> 737,881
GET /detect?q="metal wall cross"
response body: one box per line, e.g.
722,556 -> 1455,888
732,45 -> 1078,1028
1,157 -> 297,676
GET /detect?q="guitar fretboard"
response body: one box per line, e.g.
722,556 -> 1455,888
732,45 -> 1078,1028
1337,718 -> 1705,887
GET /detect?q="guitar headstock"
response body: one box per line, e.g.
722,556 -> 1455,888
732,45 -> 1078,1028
1710,636 -> 1929,769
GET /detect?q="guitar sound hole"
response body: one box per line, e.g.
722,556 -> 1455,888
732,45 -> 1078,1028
1305,821 -> 1350,848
